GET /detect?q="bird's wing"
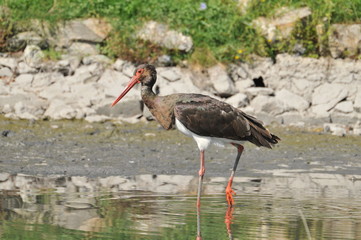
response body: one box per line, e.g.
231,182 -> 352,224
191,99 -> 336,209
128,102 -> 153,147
174,95 -> 251,140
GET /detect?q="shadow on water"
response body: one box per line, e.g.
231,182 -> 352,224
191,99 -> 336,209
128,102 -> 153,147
1,172 -> 361,240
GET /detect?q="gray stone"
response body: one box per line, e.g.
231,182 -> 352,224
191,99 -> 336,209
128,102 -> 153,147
23,45 -> 44,68
275,89 -> 309,111
137,21 -> 193,52
225,93 -> 248,108
158,67 -> 181,82
312,83 -> 348,113
208,64 -> 236,96
329,24 -> 361,58
0,57 -> 17,70
0,67 -> 12,77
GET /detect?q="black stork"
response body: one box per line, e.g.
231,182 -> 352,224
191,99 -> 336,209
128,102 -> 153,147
111,64 -> 280,206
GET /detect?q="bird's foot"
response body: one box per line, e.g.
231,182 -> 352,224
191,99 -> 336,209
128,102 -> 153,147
225,185 -> 235,206
198,167 -> 205,177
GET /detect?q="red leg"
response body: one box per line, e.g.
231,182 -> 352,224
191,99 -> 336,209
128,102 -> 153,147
196,150 -> 205,239
224,206 -> 234,239
226,144 -> 244,206
197,150 -> 205,207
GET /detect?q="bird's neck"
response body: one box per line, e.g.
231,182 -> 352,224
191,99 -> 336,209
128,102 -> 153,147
141,85 -> 156,109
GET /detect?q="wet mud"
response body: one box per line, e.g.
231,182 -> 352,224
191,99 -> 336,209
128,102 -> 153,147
1,117 -> 361,178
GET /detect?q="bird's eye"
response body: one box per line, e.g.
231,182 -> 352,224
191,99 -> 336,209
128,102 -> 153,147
137,69 -> 142,74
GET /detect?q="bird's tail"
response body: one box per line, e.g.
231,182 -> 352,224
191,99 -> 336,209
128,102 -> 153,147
243,113 -> 280,149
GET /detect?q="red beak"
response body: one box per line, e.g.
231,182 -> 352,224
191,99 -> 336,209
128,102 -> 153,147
111,76 -> 140,107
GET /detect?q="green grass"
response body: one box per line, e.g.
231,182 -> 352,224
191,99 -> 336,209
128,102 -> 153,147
0,0 -> 361,66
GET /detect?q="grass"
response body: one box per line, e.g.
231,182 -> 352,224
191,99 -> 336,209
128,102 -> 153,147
0,0 -> 361,66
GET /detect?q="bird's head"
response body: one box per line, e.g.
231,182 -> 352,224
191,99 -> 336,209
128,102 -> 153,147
111,64 -> 157,107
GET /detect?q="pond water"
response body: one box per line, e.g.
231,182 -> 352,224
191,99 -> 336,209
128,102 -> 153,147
1,172 -> 361,240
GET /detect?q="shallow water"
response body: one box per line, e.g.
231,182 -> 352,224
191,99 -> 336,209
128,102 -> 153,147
1,172 -> 361,240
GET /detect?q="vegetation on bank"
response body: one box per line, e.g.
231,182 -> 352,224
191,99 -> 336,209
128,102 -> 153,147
0,0 -> 361,66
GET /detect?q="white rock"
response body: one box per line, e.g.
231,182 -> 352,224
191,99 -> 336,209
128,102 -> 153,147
17,61 -> 38,74
70,64 -> 103,84
122,63 -> 136,77
155,74 -> 203,96
0,57 -> 17,70
323,123 -> 347,136
0,81 -> 9,95
38,81 -> 70,100
354,88 -> 361,113
97,69 -> 135,98
312,83 -> 348,112
23,45 -> 44,68
0,67 -> 12,77
68,42 -> 99,56
31,72 -> 64,89
225,93 -> 248,108
0,173 -> 10,182
235,79 -> 254,92
55,18 -> 112,47
137,21 -> 193,52
245,87 -> 274,97
334,100 -> 354,113
158,67 -> 181,82
329,24 -> 361,58
14,74 -> 33,87
113,59 -> 126,71
82,54 -> 112,65
250,95 -> 288,115
85,115 -> 110,123
208,64 -> 236,96
252,7 -> 311,42
275,89 -> 309,111
44,99 -> 78,120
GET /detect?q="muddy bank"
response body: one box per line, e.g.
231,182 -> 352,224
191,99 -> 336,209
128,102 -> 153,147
1,117 -> 361,178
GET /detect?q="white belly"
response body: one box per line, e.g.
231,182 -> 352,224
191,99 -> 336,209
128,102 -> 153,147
175,118 -> 244,151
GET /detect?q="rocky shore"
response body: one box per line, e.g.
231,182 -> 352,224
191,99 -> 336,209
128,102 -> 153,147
1,15 -> 361,136
1,50 -> 361,136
